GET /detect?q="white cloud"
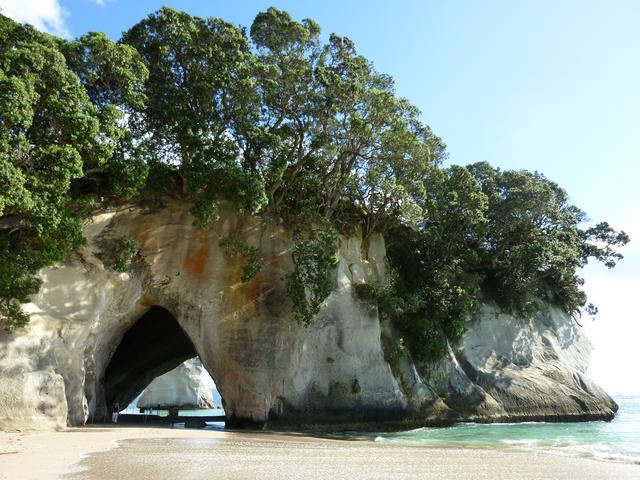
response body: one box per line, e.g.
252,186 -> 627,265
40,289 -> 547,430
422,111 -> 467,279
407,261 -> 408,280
0,0 -> 70,38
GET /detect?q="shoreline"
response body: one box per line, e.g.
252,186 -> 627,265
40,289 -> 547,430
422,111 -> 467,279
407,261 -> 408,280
0,425 -> 338,480
1,425 -> 639,480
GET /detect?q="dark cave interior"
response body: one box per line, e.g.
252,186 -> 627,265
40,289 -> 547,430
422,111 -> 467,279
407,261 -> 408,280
103,306 -> 197,409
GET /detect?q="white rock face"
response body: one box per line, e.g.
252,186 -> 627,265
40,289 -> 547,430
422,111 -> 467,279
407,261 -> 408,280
428,303 -> 616,421
0,202 -> 617,431
137,358 -> 213,409
0,371 -> 68,431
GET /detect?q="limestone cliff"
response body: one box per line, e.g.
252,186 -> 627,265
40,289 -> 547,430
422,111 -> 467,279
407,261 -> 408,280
137,358 -> 214,409
0,202 -> 617,430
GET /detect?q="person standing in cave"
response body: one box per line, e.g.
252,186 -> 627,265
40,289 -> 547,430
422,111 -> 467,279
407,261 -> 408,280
111,402 -> 121,423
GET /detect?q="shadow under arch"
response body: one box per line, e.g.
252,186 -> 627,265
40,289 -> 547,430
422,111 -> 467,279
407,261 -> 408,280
103,306 -> 200,410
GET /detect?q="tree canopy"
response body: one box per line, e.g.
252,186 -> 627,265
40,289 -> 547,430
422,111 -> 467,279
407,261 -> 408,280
0,16 -> 147,327
0,7 -> 629,364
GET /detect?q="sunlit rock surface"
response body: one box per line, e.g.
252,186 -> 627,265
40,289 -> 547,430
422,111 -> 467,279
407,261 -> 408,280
0,202 -> 617,430
137,358 -> 213,409
428,303 -> 617,422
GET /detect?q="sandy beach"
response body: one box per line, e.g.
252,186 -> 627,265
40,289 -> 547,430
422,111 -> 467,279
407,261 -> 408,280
1,426 -> 638,480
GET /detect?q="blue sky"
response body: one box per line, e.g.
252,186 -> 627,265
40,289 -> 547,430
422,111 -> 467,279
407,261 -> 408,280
2,0 -> 639,393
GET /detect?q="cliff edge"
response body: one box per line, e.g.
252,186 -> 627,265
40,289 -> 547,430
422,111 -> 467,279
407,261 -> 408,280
0,203 -> 616,430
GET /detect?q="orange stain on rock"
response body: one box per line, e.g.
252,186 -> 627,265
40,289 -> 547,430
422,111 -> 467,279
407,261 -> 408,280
138,292 -> 158,308
183,230 -> 210,280
237,275 -> 262,303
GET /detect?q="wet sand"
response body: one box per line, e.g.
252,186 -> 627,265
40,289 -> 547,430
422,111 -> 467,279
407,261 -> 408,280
1,426 -> 639,480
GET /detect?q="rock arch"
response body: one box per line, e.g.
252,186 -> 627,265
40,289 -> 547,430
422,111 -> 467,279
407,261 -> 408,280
0,203 -> 617,431
103,306 -> 200,410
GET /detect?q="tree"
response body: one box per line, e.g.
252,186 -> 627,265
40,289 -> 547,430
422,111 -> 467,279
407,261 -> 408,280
60,32 -> 149,198
381,166 -> 488,362
122,7 -> 266,225
0,15 -> 146,330
250,8 -> 447,229
0,17 -> 90,328
466,162 -> 629,315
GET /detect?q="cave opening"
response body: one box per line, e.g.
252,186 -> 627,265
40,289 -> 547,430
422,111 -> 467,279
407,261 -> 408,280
102,306 -> 224,423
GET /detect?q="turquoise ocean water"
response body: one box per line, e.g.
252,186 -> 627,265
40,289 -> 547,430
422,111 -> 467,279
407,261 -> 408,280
123,396 -> 640,464
375,396 -> 640,464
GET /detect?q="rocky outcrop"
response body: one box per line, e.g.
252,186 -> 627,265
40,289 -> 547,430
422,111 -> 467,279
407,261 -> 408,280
137,358 -> 214,409
0,202 -> 617,431
427,303 -> 617,422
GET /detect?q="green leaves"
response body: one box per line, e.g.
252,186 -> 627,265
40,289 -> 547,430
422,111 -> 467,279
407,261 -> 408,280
111,238 -> 138,273
251,8 -> 320,53
122,6 -> 260,217
218,235 -> 263,283
0,15 -> 131,330
286,226 -> 339,325
0,233 -> 43,330
580,222 -> 630,269
61,32 -> 148,111
467,163 -> 628,315
61,31 -> 149,192
249,7 -> 446,228
380,162 -> 629,363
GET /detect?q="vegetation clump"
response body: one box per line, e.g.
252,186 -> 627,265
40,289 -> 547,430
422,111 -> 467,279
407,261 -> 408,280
97,236 -> 138,273
219,235 -> 263,283
286,227 -> 339,325
0,7 -> 629,364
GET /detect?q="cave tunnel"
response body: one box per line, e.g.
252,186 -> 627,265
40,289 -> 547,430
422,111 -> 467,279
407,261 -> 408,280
103,306 -> 200,410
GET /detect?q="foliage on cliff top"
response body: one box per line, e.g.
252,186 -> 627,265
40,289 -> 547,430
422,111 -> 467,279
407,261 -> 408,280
378,164 -> 629,363
0,16 -> 147,330
0,9 -> 629,344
